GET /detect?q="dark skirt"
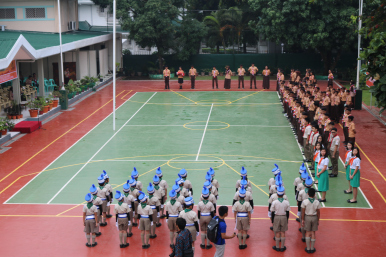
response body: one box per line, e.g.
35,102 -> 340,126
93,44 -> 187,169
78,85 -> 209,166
224,78 -> 231,89
178,78 -> 183,84
263,76 -> 270,89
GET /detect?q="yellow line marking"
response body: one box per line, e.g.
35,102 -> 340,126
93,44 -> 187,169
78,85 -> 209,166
0,90 -> 127,184
56,203 -> 84,216
229,90 -> 265,103
120,90 -> 133,100
361,177 -> 386,204
170,90 -> 197,104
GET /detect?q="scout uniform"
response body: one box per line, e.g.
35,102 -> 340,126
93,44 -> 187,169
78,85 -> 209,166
131,168 -> 143,191
128,178 -> 140,227
309,127 -> 320,170
235,167 -> 252,191
172,183 -> 185,205
303,123 -> 312,161
202,180 -> 217,211
301,193 -> 321,253
212,68 -> 219,89
268,164 -> 282,197
237,66 -> 246,89
114,191 -> 131,248
197,187 -> 215,249
270,185 -> 290,252
179,169 -> 193,195
294,164 -> 306,203
96,175 -> 108,226
330,132 -> 340,176
348,118 -> 356,146
122,180 -> 135,237
156,167 -> 168,218
297,176 -> 314,241
234,180 -> 253,209
152,175 -> 165,226
137,192 -> 154,249
165,189 -> 183,248
248,65 -> 258,89
89,184 -> 103,236
232,188 -> 252,249
205,172 -> 219,199
208,167 -> 220,196
176,176 -> 190,198
179,197 -> 199,245
163,68 -> 171,89
83,193 -> 98,247
177,68 -> 185,89
189,67 -> 197,89
102,170 -> 113,218
147,183 -> 160,238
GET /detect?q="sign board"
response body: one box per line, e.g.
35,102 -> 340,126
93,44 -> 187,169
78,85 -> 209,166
0,60 -> 17,84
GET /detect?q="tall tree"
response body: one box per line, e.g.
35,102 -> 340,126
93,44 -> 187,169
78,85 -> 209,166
248,0 -> 358,73
204,10 -> 233,53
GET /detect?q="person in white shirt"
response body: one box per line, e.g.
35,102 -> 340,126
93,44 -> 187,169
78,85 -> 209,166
316,148 -> 329,202
343,142 -> 354,194
347,147 -> 361,203
303,118 -> 312,162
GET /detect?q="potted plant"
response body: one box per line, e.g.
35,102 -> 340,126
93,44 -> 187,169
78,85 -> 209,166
27,99 -> 40,117
201,69 -> 206,76
98,74 -> 103,82
0,118 -> 7,135
46,95 -> 53,111
52,91 -> 61,107
37,97 -> 49,114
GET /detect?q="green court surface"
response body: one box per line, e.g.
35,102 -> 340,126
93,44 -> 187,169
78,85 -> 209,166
6,91 -> 370,208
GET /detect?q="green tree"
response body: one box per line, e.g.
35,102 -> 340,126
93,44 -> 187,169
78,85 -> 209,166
204,10 -> 233,53
248,0 -> 358,73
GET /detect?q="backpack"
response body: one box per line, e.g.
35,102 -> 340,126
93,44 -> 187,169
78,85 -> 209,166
207,216 -> 223,243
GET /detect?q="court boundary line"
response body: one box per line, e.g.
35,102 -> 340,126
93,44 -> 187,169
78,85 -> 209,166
3,90 -> 131,203
196,103 -> 213,161
46,92 -> 157,204
124,124 -> 289,127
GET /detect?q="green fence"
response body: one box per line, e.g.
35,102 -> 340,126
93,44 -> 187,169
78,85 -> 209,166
123,53 -> 357,76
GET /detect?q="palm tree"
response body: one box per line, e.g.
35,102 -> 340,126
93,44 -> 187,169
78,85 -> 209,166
204,10 -> 233,54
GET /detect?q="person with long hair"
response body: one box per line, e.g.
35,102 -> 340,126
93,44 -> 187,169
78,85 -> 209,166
312,142 -> 322,184
224,66 -> 232,89
316,148 -> 329,202
263,66 -> 271,89
348,147 -> 361,203
344,142 -> 354,194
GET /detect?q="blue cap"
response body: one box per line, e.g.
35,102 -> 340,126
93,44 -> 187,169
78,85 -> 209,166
299,163 -> 306,174
103,170 -> 109,179
131,167 -> 139,178
205,172 -> 212,181
184,196 -> 194,206
179,169 -> 187,178
115,190 -> 123,201
202,187 -> 209,198
85,193 -> 93,203
275,174 -> 283,183
123,180 -> 130,192
156,167 -> 163,177
208,167 -> 215,177
147,182 -> 155,194
305,176 -> 314,187
238,187 -> 246,198
129,176 -> 137,187
272,164 -> 281,175
153,175 -> 160,185
90,184 -> 98,194
97,174 -> 105,184
175,177 -> 183,185
204,180 -> 212,189
240,166 -> 247,176
301,169 -> 308,180
240,178 -> 248,187
277,185 -> 285,196
169,189 -> 177,199
138,191 -> 147,203
172,182 -> 181,193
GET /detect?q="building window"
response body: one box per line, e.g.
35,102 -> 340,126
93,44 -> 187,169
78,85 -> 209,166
100,7 -> 105,13
0,8 -> 16,19
25,8 -> 46,19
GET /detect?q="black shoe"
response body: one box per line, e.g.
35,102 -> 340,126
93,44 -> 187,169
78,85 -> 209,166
239,245 -> 243,249
296,218 -> 300,222
91,242 -> 97,247
272,246 -> 280,251
247,234 -> 250,239
160,215 -> 166,219
206,244 -> 213,249
123,243 -> 129,248
146,244 -> 151,249
100,222 -> 107,227
305,247 -> 311,253
95,232 -> 102,237
170,244 -> 174,249
344,190 -> 353,194
328,166 -> 333,170
273,237 -> 276,241
318,198 -> 326,202
156,223 -> 162,227
250,87 -> 252,89
106,214 -> 112,218
309,167 -> 314,171
238,87 -> 240,89
347,199 -> 357,203
302,238 -> 306,242
244,244 -> 248,249
120,244 -> 124,248
280,246 -> 287,252
329,174 -> 337,177
132,223 -> 138,227
142,245 -> 146,249
200,244 -> 206,249
299,228 -> 302,232
311,173 -> 315,176
270,226 -> 273,230
86,243 -> 91,247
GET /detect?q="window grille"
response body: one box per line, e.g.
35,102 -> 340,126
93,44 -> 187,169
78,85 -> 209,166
25,8 -> 45,19
0,8 -> 15,19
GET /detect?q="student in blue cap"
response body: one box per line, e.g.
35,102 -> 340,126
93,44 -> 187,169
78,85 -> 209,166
179,196 -> 199,254
270,185 -> 290,252
137,192 -> 154,249
234,182 -> 254,218
296,169 -> 309,223
208,167 -> 220,196
294,163 -> 307,196
152,175 -> 165,227
179,169 -> 193,195
268,164 -> 281,197
197,187 -> 215,250
177,175 -> 190,198
96,174 -> 108,226
172,182 -> 185,205
122,180 -> 135,237
102,170 -> 113,218
268,183 -> 288,231
156,167 -> 168,218
235,167 -> 251,190
114,190 -> 131,248
128,177 -> 140,227
147,183 -> 161,239
83,193 -> 99,247
298,176 -> 315,242
201,180 -> 217,213
205,172 -> 219,200
301,188 -> 321,253
165,189 -> 183,249
232,187 -> 252,249
131,167 -> 143,191
89,184 -> 103,236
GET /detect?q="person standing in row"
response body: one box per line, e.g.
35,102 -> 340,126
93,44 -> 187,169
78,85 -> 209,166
271,185 -> 290,252
163,66 -> 171,90
237,65 -> 245,89
316,149 -> 329,202
212,66 -> 219,89
302,188 -> 321,254
189,65 -> 197,89
329,128 -> 340,178
248,64 -> 258,89
327,70 -> 334,87
348,147 -> 361,203
83,193 -> 99,247
224,66 -> 232,89
180,169 -> 193,195
179,197 -> 199,254
198,187 -> 215,250
344,142 -> 354,194
165,190 -> 183,249
89,184 -> 102,236
262,66 -> 271,89
114,191 -> 131,248
177,67 -> 185,90
156,167 -> 168,219
232,187 -> 252,250
147,183 -> 161,239
137,192 -> 154,249
348,116 -> 356,146
96,175 -> 108,226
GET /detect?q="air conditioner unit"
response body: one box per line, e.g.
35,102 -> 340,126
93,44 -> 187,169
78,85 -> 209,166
68,21 -> 76,31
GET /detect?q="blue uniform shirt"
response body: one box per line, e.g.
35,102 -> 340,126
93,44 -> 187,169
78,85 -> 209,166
215,217 -> 227,245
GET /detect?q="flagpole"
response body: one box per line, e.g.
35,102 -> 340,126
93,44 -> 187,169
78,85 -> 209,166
113,0 -> 116,130
355,0 -> 363,90
57,0 -> 65,90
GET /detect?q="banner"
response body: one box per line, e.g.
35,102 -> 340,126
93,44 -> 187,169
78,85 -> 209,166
0,60 -> 17,84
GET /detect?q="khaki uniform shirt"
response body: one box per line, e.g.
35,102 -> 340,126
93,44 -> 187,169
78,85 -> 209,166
236,179 -> 252,190
148,196 -> 160,210
97,187 -> 108,200
232,201 -> 252,213
83,204 -> 98,216
189,68 -> 197,76
197,201 -> 215,214
179,210 -> 198,225
177,194 -> 185,205
297,183 -> 305,193
154,186 -> 165,201
163,69 -> 170,77
348,122 -> 356,137
212,69 -> 219,77
183,180 -> 192,190
263,69 -> 270,76
330,135 -> 340,151
237,68 -> 246,76
270,199 -> 291,215
248,66 -> 258,76
233,190 -> 253,202
181,187 -> 190,197
129,188 -> 140,201
225,70 -> 232,79
298,189 -> 316,202
268,193 -> 288,204
293,177 -> 302,187
159,179 -> 168,192
114,202 -> 130,214
301,199 -> 321,215
200,193 -> 217,204
165,201 -> 183,215
123,193 -> 135,206
135,181 -> 143,191
212,179 -> 219,189
137,204 -> 153,216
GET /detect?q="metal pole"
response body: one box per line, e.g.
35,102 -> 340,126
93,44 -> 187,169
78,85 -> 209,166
370,92 -> 372,110
355,0 -> 363,90
57,0 -> 65,90
113,0 -> 116,130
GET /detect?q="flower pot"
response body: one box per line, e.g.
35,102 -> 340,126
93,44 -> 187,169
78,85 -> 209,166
100,78 -> 103,82
29,109 -> 38,117
49,103 -> 54,109
201,72 -> 205,76
1,130 -> 7,135
20,114 -> 23,118
7,114 -> 12,119
53,100 -> 59,107
16,115 -> 22,119
12,116 -> 16,119
42,106 -> 49,113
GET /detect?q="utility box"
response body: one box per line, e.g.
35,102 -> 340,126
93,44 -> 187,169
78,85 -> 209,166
355,89 -> 362,110
59,90 -> 68,110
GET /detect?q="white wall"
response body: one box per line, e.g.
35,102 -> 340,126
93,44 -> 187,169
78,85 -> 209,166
99,48 -> 108,76
88,50 -> 97,77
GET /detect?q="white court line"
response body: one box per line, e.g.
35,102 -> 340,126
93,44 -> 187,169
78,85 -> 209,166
125,124 -> 288,127
3,92 -> 138,204
91,159 -> 302,163
196,103 -> 213,161
46,92 -> 157,204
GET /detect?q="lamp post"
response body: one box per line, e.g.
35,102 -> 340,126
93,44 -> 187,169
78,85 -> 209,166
281,43 -> 284,54
355,0 -> 363,90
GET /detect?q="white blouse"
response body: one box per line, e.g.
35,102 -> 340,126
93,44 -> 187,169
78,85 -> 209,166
317,157 -> 329,170
349,157 -> 361,170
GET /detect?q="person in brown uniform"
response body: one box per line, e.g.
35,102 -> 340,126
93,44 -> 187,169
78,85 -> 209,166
163,66 -> 171,89
232,187 -> 252,249
329,128 -> 340,177
212,66 -> 219,89
96,175 -> 108,226
102,170 -> 113,219
137,192 -> 154,249
347,116 -> 356,146
208,167 -> 219,197
197,187 -> 215,250
179,196 -> 200,253
237,65 -> 246,89
270,185 -> 290,252
83,193 -> 99,247
189,65 -> 197,89
224,66 -> 232,89
262,66 -> 271,89
301,188 -> 321,253
122,180 -> 135,237
177,176 -> 190,198
156,167 -> 168,218
131,168 -> 143,191
201,181 -> 217,208
147,183 -> 160,239
152,175 -> 165,227
114,191 -> 131,248
128,178 -> 140,227
179,169 -> 193,196
89,184 -> 103,237
177,67 -> 185,89
165,189 -> 183,248
235,167 -> 252,191
248,64 -> 258,89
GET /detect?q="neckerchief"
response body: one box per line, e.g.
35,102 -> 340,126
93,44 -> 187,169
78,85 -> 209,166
141,203 -> 147,208
308,198 -> 315,203
177,193 -> 180,198
305,188 -> 309,194
124,192 -> 130,197
99,185 -> 104,190
184,208 -> 192,213
87,202 -> 93,209
278,198 -> 284,203
149,195 -> 154,199
118,202 -> 123,206
170,200 -> 176,206
130,187 -> 135,192
239,200 -> 245,205
154,185 -> 160,190
180,186 -> 183,191
93,195 -> 97,200
203,200 -> 209,205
